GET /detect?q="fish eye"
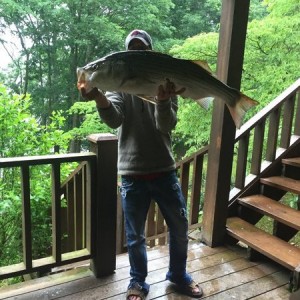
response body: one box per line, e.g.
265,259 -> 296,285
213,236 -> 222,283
85,63 -> 98,72
90,64 -> 98,71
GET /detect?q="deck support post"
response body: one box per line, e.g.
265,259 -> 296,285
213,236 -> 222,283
291,265 -> 300,292
201,0 -> 250,247
88,133 -> 118,277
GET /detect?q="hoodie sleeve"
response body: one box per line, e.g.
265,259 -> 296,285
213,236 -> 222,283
154,96 -> 178,133
97,92 -> 125,129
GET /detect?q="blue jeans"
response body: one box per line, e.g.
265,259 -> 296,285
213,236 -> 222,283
120,170 -> 192,293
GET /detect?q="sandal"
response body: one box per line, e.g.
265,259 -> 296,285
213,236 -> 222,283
126,282 -> 147,300
176,280 -> 203,298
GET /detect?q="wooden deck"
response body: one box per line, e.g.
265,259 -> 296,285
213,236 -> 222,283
0,241 -> 293,300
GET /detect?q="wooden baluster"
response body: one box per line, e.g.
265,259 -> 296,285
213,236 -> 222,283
266,109 -> 280,162
235,133 -> 250,190
21,165 -> 32,271
251,121 -> 265,175
189,154 -> 204,226
180,162 -> 190,205
281,95 -> 295,149
294,91 -> 300,136
52,162 -> 62,264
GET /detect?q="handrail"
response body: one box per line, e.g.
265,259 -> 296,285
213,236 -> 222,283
0,153 -> 97,280
230,78 -> 300,202
235,78 -> 300,140
0,152 -> 95,167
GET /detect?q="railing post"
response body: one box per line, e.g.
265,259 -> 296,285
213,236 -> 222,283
88,133 -> 118,277
202,0 -> 250,247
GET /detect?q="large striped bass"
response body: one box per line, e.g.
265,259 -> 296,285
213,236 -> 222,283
77,50 -> 258,128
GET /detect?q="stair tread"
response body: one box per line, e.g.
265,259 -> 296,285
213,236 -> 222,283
226,217 -> 300,270
260,176 -> 300,194
282,157 -> 300,167
238,195 -> 300,230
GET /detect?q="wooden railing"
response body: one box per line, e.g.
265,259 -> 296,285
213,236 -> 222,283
117,79 -> 300,252
142,79 -> 300,249
1,80 -> 299,281
60,161 -> 89,253
230,78 -> 300,203
0,153 -> 96,280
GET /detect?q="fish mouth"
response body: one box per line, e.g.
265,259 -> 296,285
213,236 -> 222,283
77,67 -> 93,92
77,80 -> 93,93
77,81 -> 86,90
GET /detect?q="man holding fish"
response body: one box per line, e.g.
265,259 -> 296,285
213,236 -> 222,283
80,29 -> 203,299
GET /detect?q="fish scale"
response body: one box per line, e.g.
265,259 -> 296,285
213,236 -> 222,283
77,50 -> 259,128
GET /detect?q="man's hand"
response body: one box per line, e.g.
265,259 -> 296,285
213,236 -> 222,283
80,88 -> 111,109
80,87 -> 102,101
156,78 -> 185,101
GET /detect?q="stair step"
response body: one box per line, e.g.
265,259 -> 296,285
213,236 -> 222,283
260,176 -> 300,194
226,217 -> 300,271
238,195 -> 300,231
282,157 -> 300,168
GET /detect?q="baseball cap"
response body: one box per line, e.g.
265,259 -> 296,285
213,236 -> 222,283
125,29 -> 153,50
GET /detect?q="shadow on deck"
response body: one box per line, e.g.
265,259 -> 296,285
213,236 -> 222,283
0,240 -> 292,300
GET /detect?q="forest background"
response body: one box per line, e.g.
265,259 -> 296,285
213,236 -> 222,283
0,0 -> 299,155
0,0 -> 299,285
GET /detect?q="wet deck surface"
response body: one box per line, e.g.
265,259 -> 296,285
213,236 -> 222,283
0,241 -> 293,299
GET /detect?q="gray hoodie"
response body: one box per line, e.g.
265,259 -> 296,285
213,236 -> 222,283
98,92 -> 177,175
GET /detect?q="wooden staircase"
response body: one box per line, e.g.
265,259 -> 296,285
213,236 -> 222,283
226,157 -> 300,291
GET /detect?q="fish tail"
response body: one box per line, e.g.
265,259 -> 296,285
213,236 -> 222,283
227,93 -> 259,129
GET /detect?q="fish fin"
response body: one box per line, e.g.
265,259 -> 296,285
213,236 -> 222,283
195,97 -> 214,110
226,93 -> 259,129
192,60 -> 213,74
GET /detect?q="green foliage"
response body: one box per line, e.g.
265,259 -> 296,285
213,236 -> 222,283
0,0 -> 299,279
0,85 -> 70,157
169,0 -> 221,38
0,84 -> 73,274
170,33 -> 219,154
67,101 -> 115,149
0,0 -> 177,128
169,0 -> 299,155
242,0 -> 300,118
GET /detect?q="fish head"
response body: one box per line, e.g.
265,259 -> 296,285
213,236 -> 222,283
77,67 -> 89,91
76,59 -> 112,93
76,66 -> 95,93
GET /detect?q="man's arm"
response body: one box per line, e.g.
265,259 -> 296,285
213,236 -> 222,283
80,88 -> 111,109
80,88 -> 124,129
154,79 -> 185,133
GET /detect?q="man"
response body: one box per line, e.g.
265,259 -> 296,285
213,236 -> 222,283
81,29 -> 203,300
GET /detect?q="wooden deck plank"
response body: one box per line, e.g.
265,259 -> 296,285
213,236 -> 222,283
37,251 -> 241,299
260,176 -> 300,194
108,258 -> 267,300
0,242 -> 292,300
250,284 -> 290,299
201,271 -> 289,299
116,241 -> 224,269
158,270 -> 288,299
1,244 -> 233,300
227,217 -> 300,270
238,195 -> 300,230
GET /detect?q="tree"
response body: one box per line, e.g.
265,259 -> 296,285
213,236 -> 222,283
169,0 -> 299,155
0,0 -> 177,128
0,84 -> 72,278
170,0 -> 221,39
170,32 -> 219,156
243,0 -> 299,107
